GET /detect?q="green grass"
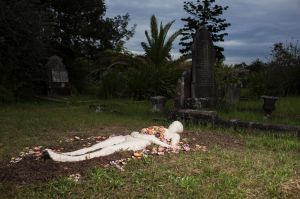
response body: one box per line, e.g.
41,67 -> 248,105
217,96 -> 300,126
6,141 -> 300,198
0,96 -> 300,198
0,98 -> 166,159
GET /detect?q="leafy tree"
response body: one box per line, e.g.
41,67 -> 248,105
0,0 -> 136,99
141,15 -> 181,67
94,14 -> 186,99
269,41 -> 300,95
180,0 -> 231,60
43,0 -> 136,59
245,41 -> 300,97
246,59 -> 265,73
0,0 -> 49,98
270,42 -> 300,67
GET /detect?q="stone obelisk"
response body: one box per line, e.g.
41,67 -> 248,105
191,26 -> 216,98
174,26 -> 217,109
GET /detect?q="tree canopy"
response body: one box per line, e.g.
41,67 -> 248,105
43,0 -> 136,59
180,0 -> 231,60
0,0 -> 135,98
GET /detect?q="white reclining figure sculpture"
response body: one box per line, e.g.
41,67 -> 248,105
46,121 -> 183,162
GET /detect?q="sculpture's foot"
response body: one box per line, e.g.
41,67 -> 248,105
41,150 -> 51,159
45,149 -> 66,162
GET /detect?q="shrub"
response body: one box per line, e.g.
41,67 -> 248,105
126,64 -> 183,99
215,63 -> 241,97
98,69 -> 128,98
0,86 -> 15,103
244,41 -> 300,97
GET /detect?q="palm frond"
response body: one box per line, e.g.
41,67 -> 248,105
150,15 -> 158,41
141,15 -> 181,67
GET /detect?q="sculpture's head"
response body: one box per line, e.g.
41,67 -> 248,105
168,121 -> 184,134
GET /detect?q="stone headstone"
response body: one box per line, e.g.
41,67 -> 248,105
191,27 -> 216,99
175,27 -> 217,110
174,79 -> 183,109
182,68 -> 192,99
46,56 -> 71,96
225,84 -> 240,105
150,96 -> 166,112
174,69 -> 191,109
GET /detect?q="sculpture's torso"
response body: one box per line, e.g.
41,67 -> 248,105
140,126 -> 167,142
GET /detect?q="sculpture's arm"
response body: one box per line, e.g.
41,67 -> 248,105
170,134 -> 180,147
131,132 -> 171,148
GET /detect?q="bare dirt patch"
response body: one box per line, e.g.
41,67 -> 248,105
0,130 -> 243,184
184,131 -> 244,149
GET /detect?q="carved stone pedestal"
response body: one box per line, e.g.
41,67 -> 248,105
184,97 -> 217,109
261,95 -> 279,115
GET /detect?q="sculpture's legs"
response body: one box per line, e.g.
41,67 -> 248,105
46,139 -> 151,162
61,136 -> 126,156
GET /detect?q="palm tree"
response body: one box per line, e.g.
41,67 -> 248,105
141,15 -> 182,67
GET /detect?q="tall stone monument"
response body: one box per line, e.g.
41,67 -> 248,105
175,26 -> 216,109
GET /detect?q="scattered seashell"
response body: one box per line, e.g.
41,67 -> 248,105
34,151 -> 42,157
182,144 -> 191,151
68,173 -> 81,182
133,152 -> 143,157
74,136 -> 80,140
158,146 -> 165,152
195,144 -> 208,152
33,147 -> 40,151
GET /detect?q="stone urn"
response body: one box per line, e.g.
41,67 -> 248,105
261,95 -> 279,115
150,96 -> 166,112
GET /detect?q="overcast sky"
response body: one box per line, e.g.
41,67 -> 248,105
106,0 -> 300,64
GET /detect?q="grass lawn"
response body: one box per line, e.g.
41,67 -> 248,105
0,96 -> 299,198
217,96 -> 300,126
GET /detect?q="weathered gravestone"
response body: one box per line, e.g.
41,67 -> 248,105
174,69 -> 191,109
175,27 -> 217,109
46,56 -> 71,96
225,84 -> 241,105
150,96 -> 166,112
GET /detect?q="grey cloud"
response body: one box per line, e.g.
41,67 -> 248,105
106,0 -> 300,64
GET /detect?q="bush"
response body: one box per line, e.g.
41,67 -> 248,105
98,69 -> 128,98
244,41 -> 300,97
215,63 -> 241,97
0,86 -> 15,103
68,58 -> 96,94
126,64 -> 183,99
96,63 -> 183,100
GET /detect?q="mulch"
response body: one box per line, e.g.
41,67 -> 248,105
0,131 -> 243,184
